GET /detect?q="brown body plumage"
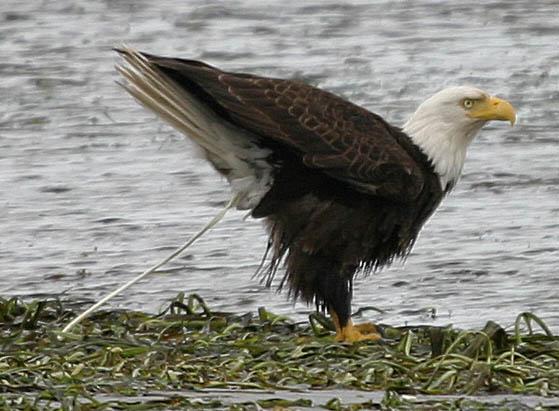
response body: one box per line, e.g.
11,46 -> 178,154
116,48 -> 515,342
256,133 -> 443,323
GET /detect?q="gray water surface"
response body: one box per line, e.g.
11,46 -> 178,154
1,0 -> 558,331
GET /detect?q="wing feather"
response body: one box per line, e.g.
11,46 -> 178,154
143,53 -> 425,202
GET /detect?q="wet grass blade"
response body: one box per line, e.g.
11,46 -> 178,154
0,295 -> 558,409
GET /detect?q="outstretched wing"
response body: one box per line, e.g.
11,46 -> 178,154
139,52 -> 425,202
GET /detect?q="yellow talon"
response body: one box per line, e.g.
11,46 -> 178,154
330,309 -> 382,343
353,322 -> 380,335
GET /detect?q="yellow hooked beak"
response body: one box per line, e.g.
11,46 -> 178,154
468,96 -> 516,125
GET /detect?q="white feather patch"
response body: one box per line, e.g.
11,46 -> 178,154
116,47 -> 274,210
403,86 -> 488,189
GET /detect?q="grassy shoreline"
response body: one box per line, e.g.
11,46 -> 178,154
1,294 -> 558,410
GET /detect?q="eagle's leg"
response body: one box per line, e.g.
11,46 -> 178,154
329,309 -> 382,342
316,264 -> 382,343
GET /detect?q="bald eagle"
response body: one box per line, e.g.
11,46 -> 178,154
116,48 -> 516,342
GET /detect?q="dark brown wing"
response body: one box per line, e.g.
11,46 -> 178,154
143,53 -> 425,202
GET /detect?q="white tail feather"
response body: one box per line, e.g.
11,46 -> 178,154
116,46 -> 273,209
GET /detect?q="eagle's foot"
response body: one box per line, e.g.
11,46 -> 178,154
329,309 -> 382,343
353,321 -> 381,335
335,321 -> 382,343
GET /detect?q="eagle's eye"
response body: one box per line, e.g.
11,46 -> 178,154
463,99 -> 475,109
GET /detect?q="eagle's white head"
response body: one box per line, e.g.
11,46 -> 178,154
402,86 -> 516,190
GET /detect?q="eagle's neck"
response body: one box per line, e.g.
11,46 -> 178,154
402,113 -> 484,190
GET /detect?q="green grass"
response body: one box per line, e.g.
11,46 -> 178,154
0,293 -> 558,410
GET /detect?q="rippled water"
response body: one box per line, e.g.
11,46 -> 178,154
1,0 -> 558,331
